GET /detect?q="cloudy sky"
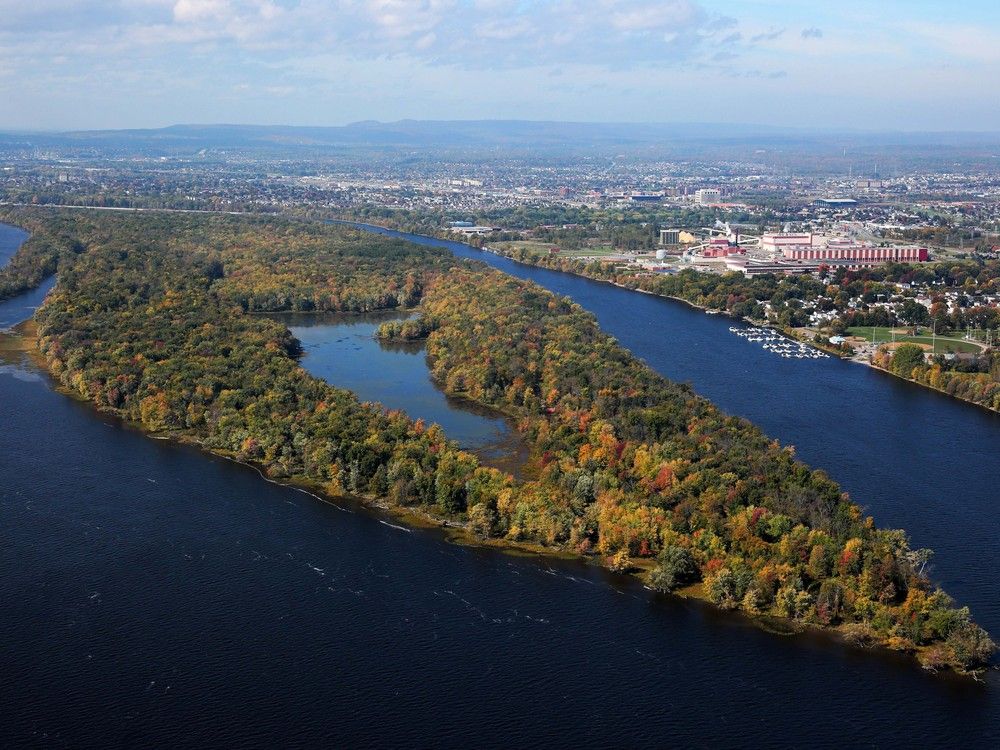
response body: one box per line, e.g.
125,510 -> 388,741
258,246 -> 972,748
2,0 -> 998,131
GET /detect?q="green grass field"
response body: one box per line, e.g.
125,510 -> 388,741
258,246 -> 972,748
845,326 -> 984,354
572,246 -> 630,258
490,240 -> 552,257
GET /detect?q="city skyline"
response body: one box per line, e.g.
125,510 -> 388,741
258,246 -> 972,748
2,0 -> 1000,131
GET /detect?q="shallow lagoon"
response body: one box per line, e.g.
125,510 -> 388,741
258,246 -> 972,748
284,311 -> 528,476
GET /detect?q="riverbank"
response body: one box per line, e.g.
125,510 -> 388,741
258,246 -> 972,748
866,359 -> 1000,415
320,220 -> 1000,673
6,318 -> 593,564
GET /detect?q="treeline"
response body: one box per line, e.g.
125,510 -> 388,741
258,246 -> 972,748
376,317 -> 437,341
499,245 -> 814,323
876,345 -> 1000,410
208,222 -> 449,313
10,206 -> 994,673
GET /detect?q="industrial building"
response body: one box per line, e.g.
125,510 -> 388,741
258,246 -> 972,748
702,236 -> 745,258
761,232 -> 813,254
761,232 -> 928,266
781,241 -> 927,264
659,228 -> 680,246
448,225 -> 498,237
724,257 -> 814,276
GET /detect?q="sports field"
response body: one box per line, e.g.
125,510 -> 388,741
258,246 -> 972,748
845,326 -> 984,354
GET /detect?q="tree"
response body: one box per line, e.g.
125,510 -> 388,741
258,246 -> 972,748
890,344 -> 927,378
945,623 -> 997,671
706,565 -> 755,609
648,545 -> 697,592
900,299 -> 929,325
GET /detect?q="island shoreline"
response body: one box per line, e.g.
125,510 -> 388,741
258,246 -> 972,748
2,311 -> 987,681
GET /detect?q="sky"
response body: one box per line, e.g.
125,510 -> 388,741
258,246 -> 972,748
1,0 -> 999,131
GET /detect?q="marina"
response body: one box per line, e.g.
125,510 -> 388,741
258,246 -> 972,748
728,325 -> 830,359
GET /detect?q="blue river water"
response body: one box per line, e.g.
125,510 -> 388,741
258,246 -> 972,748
1,220 -> 999,747
342,222 -> 1000,637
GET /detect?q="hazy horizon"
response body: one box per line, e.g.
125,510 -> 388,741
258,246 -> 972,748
2,1 -> 999,132
5,118 -> 1000,138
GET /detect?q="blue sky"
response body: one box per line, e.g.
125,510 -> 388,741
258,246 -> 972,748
1,0 -> 999,131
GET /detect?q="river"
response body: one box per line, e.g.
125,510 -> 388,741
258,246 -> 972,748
0,223 -> 28,267
1,220 -> 998,747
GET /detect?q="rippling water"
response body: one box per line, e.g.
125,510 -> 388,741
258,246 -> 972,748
1,221 -> 998,747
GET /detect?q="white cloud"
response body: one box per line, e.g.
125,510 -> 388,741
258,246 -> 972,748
608,1 -> 703,32
173,0 -> 230,23
1,0 -> 999,130
0,0 -> 729,68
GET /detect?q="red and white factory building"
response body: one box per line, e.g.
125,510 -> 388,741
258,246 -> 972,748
702,236 -> 746,258
760,233 -> 928,265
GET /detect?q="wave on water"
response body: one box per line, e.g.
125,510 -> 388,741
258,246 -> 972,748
378,519 -> 412,533
214,453 -> 354,513
291,485 -> 353,513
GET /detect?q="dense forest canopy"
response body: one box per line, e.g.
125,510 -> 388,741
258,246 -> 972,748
1,206 -> 993,673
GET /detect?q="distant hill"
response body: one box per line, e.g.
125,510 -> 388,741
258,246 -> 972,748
1,120 -> 812,149
2,120 -> 999,172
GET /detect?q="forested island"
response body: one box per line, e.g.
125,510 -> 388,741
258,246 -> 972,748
0,206 -> 994,674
